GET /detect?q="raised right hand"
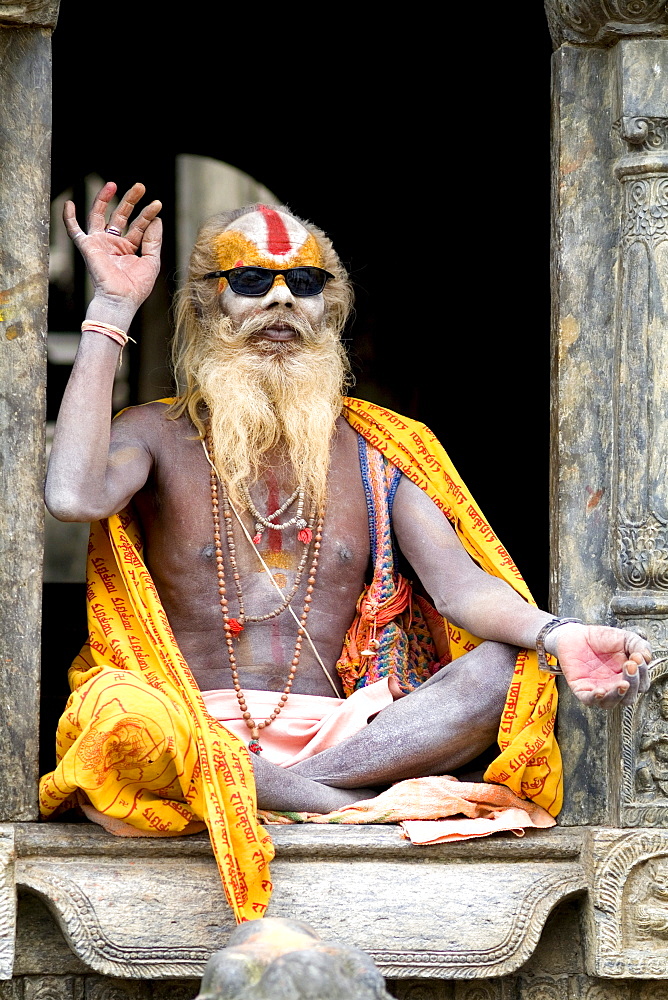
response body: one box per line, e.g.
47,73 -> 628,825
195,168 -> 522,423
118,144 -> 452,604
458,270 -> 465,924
63,180 -> 162,312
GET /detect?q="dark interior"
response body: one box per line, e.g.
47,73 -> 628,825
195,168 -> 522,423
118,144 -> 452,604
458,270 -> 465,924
42,6 -> 554,773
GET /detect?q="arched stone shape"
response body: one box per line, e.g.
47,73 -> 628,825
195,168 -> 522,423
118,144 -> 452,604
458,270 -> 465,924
588,828 -> 668,977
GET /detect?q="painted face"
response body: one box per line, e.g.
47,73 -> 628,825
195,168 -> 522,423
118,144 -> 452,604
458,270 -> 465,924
212,206 -> 326,340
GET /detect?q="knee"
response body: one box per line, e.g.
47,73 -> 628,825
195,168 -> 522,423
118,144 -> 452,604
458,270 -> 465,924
71,668 -> 188,734
465,641 -> 518,712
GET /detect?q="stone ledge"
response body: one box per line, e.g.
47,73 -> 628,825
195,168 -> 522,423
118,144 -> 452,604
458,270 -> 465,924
3,823 -> 587,981
13,823 -> 583,860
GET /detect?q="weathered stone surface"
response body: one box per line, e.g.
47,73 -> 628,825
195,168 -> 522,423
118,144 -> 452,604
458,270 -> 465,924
0,828 -> 17,982
389,979 -> 454,998
0,1 -> 58,27
545,0 -> 668,49
453,982 -> 515,999
16,855 -> 232,980
9,978 -> 199,999
620,657 -> 668,826
12,823 -> 584,861
196,917 -> 391,999
517,977 -> 569,999
519,899 -> 585,976
0,25 -> 50,822
550,34 -> 668,829
23,976 -> 84,999
0,981 -> 21,999
550,41 -> 620,827
614,38 -> 668,120
586,827 -> 668,976
14,893 -> 88,976
12,824 -> 585,981
608,42 -> 668,654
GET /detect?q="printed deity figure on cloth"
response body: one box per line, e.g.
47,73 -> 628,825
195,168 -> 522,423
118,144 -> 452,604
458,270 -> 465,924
41,180 -> 652,922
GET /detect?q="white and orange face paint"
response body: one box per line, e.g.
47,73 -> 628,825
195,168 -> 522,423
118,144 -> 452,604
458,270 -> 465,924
211,205 -> 322,294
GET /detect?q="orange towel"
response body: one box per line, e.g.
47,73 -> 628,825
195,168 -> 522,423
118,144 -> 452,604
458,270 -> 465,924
258,775 -> 556,842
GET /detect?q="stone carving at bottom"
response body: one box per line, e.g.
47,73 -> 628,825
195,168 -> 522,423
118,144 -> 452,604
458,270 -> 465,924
23,977 -> 85,1000
0,827 -> 16,982
0,979 -> 199,999
519,978 -> 567,999
391,979 -> 453,999
620,658 -> 668,826
626,855 -> 668,942
196,917 -> 391,999
635,680 -> 668,798
453,980 -> 516,999
588,828 -> 668,976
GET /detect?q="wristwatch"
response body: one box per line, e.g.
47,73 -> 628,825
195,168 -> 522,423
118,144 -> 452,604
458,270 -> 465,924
535,617 -> 584,674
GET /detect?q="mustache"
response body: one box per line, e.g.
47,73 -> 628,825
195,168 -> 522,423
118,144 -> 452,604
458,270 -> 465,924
233,309 -> 321,345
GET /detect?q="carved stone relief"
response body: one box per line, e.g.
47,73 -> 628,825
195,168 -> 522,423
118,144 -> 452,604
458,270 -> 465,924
570,977 -> 632,998
14,844 -> 586,981
0,828 -> 16,982
513,977 -> 568,1000
387,979 -> 454,999
588,828 -> 668,976
0,979 -> 199,999
621,658 -> 668,824
611,154 -> 668,599
615,116 -> 668,151
634,986 -> 668,999
624,854 -> 668,942
609,104 -> 668,654
545,1 -> 668,47
452,982 -> 515,1000
83,979 -> 151,1000
23,977 -> 84,1000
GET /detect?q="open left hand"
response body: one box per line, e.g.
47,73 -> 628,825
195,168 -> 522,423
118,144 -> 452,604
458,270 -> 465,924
551,624 -> 652,708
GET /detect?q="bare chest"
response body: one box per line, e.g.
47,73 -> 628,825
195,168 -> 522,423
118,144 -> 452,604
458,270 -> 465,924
132,418 -> 372,693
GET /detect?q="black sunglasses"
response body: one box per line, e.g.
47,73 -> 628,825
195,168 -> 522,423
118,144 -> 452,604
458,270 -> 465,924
201,265 -> 334,297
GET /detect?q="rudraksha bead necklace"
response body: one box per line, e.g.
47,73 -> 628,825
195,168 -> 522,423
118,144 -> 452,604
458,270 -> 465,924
207,433 -> 324,753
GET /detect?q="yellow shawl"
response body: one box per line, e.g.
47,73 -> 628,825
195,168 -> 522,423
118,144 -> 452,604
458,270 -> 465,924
39,396 -> 561,923
39,506 -> 274,923
342,398 -> 562,817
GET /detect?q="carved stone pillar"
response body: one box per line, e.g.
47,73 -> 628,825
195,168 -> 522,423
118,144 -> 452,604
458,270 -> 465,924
0,1 -> 59,819
547,5 -> 668,826
610,42 -> 668,655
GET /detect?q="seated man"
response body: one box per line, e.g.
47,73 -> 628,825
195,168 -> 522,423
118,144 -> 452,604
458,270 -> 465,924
41,181 -> 651,921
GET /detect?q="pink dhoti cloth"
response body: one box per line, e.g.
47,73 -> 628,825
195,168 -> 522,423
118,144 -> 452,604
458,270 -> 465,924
200,677 -> 394,767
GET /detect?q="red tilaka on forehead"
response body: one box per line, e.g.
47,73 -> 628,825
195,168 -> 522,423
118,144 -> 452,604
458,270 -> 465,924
258,205 -> 293,256
211,207 -> 320,272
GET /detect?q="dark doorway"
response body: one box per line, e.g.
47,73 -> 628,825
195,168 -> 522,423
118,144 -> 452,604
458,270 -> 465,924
43,5 -> 554,769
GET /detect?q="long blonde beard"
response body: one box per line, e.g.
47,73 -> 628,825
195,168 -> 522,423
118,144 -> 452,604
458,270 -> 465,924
192,310 -> 350,510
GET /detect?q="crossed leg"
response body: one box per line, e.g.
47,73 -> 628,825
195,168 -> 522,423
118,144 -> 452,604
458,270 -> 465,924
252,640 -> 518,813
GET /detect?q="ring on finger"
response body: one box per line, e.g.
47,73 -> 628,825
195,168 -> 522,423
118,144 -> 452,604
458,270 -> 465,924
105,225 -> 122,236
